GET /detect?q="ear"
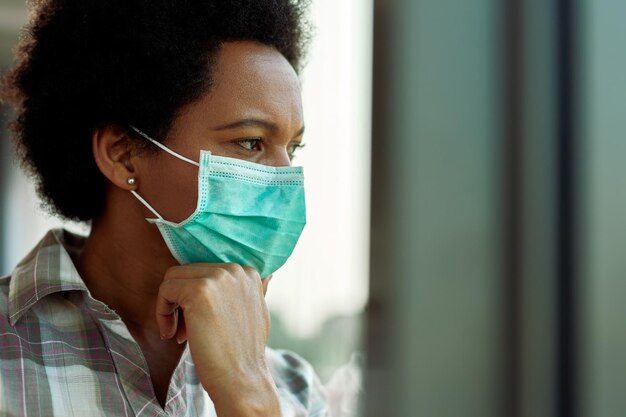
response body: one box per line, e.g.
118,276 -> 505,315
92,125 -> 140,191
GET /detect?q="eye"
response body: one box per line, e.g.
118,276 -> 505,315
288,143 -> 306,160
236,138 -> 262,151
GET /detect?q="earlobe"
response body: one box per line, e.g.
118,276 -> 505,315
92,126 -> 139,190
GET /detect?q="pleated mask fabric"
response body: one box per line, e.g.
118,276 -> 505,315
128,126 -> 306,278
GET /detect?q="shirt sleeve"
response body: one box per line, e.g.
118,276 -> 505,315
265,347 -> 332,417
323,353 -> 363,417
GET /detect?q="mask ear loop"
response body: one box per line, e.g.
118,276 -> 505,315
127,125 -> 200,220
129,125 -> 200,167
130,190 -> 164,220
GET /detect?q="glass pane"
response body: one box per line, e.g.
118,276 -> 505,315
579,1 -> 626,416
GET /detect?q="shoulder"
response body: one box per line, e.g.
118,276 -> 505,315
266,347 -> 331,417
0,273 -> 27,360
0,274 -> 24,413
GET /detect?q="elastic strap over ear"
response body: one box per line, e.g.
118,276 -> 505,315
129,125 -> 200,167
130,190 -> 163,220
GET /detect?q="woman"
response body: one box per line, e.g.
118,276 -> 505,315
0,0 -> 329,415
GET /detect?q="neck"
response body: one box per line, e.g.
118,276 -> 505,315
76,188 -> 178,338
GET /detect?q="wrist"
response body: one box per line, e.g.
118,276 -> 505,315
209,365 -> 281,417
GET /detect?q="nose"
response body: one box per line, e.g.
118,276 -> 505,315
262,146 -> 292,167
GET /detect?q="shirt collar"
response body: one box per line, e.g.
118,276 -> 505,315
8,228 -> 89,325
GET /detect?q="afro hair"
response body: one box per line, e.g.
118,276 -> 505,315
0,0 -> 311,221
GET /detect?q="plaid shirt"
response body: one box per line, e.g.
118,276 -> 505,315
0,229 -> 329,416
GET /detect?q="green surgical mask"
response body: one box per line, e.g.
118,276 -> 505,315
129,126 -> 306,278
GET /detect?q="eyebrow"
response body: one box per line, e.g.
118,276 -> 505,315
211,118 -> 305,138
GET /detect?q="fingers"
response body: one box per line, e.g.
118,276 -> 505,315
156,298 -> 178,340
164,263 -> 261,282
175,310 -> 187,344
156,263 -> 264,340
156,278 -> 189,339
154,261 -> 274,397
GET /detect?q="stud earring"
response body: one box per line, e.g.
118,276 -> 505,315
127,177 -> 136,186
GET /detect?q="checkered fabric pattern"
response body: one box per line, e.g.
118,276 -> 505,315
0,229 -> 329,416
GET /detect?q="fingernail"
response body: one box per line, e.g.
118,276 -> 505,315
177,337 -> 185,345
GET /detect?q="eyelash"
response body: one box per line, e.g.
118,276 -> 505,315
236,138 -> 262,151
235,138 -> 306,159
288,143 -> 306,158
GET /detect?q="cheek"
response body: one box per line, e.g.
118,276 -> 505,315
140,160 -> 199,223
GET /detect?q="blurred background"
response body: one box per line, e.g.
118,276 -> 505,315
1,1 -> 626,417
0,0 -> 372,389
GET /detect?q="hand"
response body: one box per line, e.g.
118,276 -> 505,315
156,263 -> 279,416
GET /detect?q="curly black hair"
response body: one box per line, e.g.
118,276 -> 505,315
0,0 -> 311,222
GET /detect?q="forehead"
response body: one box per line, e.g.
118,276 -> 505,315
204,41 -> 303,124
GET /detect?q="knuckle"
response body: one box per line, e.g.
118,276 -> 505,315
188,279 -> 214,305
212,267 -> 232,281
158,278 -> 177,298
242,266 -> 261,280
163,265 -> 182,281
158,279 -> 172,293
223,262 -> 245,275
193,278 -> 213,293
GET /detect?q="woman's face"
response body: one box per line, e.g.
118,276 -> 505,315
133,41 -> 305,223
